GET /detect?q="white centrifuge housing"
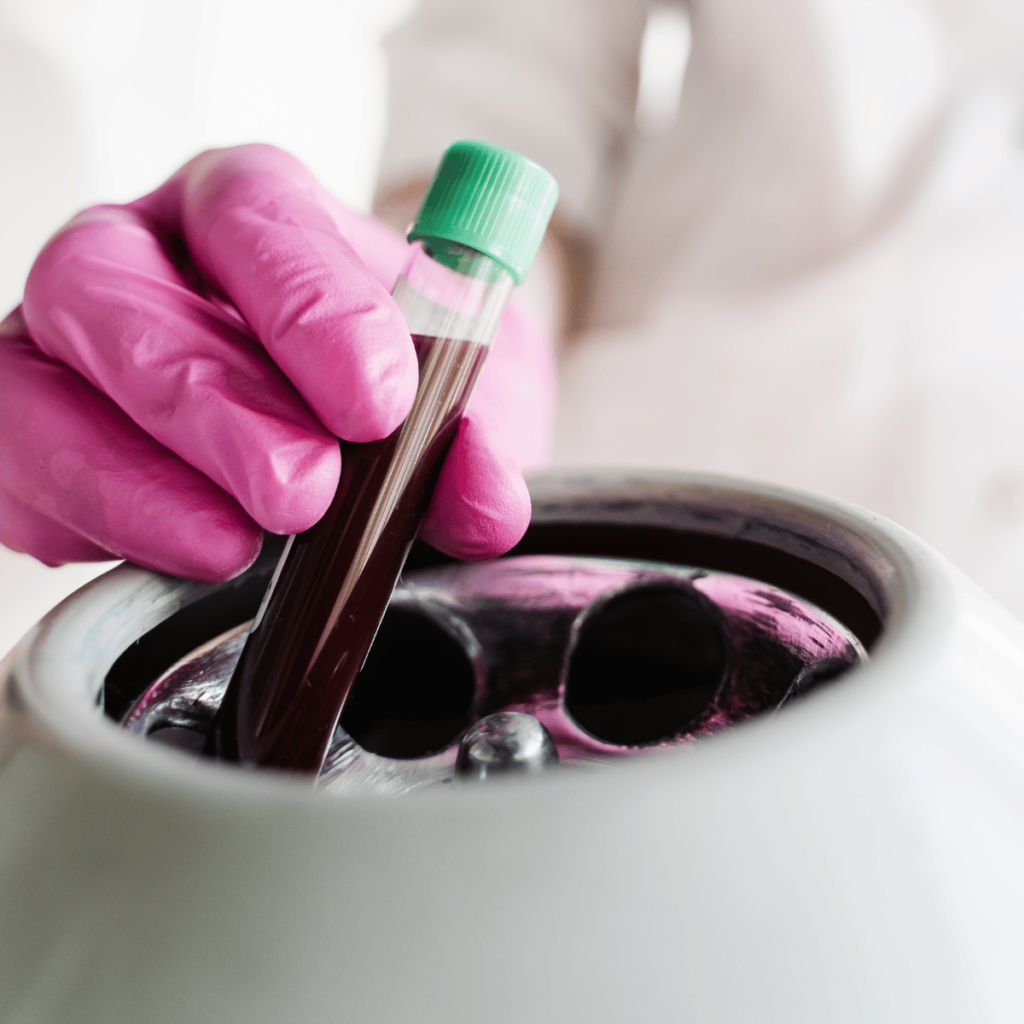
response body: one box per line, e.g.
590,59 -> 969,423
1,471 -> 1022,1023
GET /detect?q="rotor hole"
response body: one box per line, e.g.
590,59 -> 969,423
341,607 -> 476,759
565,583 -> 727,746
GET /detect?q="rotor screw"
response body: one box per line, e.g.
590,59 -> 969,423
456,712 -> 559,780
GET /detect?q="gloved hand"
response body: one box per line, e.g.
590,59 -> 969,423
0,144 -> 556,581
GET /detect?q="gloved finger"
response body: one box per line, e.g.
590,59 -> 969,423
139,143 -> 419,443
0,317 -> 262,581
22,206 -> 341,535
418,410 -> 531,561
0,488 -> 115,566
469,297 -> 558,472
417,295 -> 556,559
319,195 -> 412,293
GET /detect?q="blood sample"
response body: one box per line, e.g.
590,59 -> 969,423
206,141 -> 558,774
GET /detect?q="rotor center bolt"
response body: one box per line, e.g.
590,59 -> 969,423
456,712 -> 559,780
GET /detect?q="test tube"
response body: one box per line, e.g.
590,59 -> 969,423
206,141 -> 558,774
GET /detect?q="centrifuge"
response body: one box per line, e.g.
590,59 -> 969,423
1,471 -> 1021,1022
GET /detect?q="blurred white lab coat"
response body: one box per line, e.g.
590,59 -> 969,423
379,0 -> 1024,616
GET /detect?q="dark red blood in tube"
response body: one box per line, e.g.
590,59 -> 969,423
207,334 -> 489,774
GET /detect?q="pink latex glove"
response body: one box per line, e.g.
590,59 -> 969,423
0,144 -> 557,581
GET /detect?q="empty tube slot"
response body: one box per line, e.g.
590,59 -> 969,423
341,606 -> 477,759
564,582 -> 728,747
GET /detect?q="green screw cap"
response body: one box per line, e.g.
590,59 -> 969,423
409,140 -> 559,285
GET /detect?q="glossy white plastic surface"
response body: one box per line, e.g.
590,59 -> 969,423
1,472 -> 1023,1023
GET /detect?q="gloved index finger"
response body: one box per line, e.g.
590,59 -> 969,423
140,145 -> 419,445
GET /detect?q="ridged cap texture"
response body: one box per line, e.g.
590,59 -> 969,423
408,140 -> 559,285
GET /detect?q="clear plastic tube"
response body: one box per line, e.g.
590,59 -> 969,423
206,241 -> 514,774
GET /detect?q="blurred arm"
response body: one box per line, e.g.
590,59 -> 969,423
374,0 -> 646,341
